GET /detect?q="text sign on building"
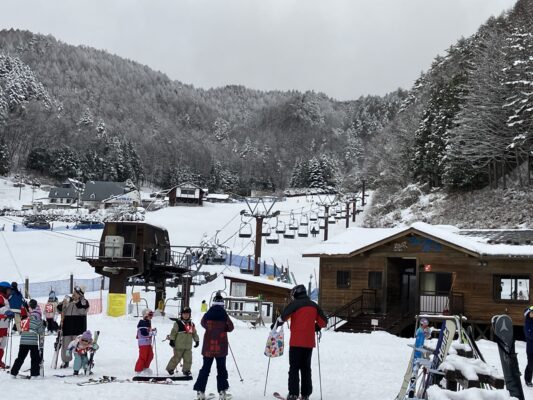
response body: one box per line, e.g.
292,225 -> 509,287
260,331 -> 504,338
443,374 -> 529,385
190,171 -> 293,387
424,264 -> 432,272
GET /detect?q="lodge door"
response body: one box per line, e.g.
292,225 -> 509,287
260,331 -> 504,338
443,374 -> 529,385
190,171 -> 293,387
401,268 -> 417,314
386,258 -> 417,315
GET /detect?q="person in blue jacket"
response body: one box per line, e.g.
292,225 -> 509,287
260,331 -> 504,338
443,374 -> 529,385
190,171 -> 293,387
414,317 -> 431,361
524,306 -> 533,387
8,282 -> 25,333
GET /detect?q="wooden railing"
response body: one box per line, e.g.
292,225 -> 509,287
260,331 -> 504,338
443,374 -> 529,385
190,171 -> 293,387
326,289 -> 376,331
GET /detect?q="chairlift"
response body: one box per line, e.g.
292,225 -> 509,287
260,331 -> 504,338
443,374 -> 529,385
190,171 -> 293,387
284,229 -> 295,239
300,214 -> 309,226
319,219 -> 326,230
318,210 -> 325,219
298,224 -> 309,238
238,222 -> 252,238
328,216 -> 336,224
266,234 -> 280,244
275,220 -> 286,234
288,212 -> 298,230
262,223 -> 271,237
309,211 -> 318,222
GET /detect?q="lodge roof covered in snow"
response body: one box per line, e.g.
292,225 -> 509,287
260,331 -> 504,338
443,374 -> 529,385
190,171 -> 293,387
302,222 -> 533,259
222,272 -> 294,290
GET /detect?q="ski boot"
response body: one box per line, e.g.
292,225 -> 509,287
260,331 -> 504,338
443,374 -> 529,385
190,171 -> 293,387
183,370 -> 191,376
196,391 -> 206,400
286,395 -> 299,400
219,390 -> 230,399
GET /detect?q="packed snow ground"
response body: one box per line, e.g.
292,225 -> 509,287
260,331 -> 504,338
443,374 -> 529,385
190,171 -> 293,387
0,180 -> 531,399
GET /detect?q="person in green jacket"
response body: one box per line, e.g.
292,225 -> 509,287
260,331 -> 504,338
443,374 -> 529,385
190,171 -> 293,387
166,307 -> 199,376
10,299 -> 45,378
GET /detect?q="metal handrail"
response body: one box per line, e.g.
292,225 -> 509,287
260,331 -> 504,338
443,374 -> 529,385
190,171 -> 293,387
75,241 -> 136,260
326,295 -> 363,331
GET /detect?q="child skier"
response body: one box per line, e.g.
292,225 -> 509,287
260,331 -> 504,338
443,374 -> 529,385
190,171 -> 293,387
10,299 -> 45,378
135,308 -> 156,374
66,330 -> 99,375
414,317 -> 431,361
166,306 -> 200,376
44,291 -> 59,334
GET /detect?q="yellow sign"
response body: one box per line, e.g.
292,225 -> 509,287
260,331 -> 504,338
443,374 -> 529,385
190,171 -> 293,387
107,293 -> 127,317
132,292 -> 141,303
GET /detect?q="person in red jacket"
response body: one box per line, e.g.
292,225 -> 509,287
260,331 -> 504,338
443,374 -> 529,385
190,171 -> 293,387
0,281 -> 15,369
272,284 -> 327,400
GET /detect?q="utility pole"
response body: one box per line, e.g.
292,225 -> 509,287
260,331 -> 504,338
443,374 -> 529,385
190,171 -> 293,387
345,201 -> 350,228
241,198 -> 280,276
323,204 -> 330,242
352,197 -> 357,222
361,180 -> 368,207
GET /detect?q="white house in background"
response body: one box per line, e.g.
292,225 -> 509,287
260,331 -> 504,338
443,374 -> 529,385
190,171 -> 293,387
205,193 -> 232,203
47,179 -> 84,209
103,190 -> 141,208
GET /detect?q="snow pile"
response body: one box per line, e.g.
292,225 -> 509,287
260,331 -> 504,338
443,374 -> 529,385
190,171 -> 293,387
427,386 -> 516,400
440,354 -> 503,381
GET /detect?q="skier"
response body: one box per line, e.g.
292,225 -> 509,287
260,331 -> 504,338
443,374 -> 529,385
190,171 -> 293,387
66,330 -> 99,375
135,308 -> 156,374
193,292 -> 234,400
0,282 -> 14,369
414,317 -> 431,361
201,300 -> 208,313
44,290 -> 59,334
271,284 -> 327,400
56,286 -> 90,368
165,306 -> 200,376
10,299 -> 45,379
524,306 -> 533,387
8,282 -> 24,334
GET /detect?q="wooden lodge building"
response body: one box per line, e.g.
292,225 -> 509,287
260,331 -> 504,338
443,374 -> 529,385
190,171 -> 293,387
303,222 -> 533,338
168,183 -> 205,206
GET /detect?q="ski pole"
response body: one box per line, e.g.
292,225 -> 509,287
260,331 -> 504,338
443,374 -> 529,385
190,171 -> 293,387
8,319 -> 13,368
263,358 -> 271,396
316,332 -> 323,400
228,343 -> 243,382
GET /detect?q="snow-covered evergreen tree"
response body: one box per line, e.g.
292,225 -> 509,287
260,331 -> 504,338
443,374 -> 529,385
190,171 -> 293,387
0,140 -> 9,175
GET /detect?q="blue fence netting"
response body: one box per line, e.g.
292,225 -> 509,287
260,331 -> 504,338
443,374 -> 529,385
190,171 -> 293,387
12,276 -> 109,298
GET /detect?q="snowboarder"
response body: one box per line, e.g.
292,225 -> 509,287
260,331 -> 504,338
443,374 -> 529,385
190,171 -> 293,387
166,306 -> 200,376
135,308 -> 156,374
193,292 -> 234,400
0,281 -> 14,369
271,284 -> 327,400
8,282 -> 24,333
44,290 -> 59,334
524,306 -> 533,387
66,330 -> 99,375
56,286 -> 90,368
10,299 -> 45,379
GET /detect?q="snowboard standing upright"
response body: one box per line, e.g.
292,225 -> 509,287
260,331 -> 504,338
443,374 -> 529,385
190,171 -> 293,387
51,330 -> 62,369
492,315 -> 525,400
38,333 -> 45,377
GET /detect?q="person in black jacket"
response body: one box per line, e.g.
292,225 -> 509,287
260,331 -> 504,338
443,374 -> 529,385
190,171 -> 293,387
524,306 -> 533,387
56,286 -> 89,368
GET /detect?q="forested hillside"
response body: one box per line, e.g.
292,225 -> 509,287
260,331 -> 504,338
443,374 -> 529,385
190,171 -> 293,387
364,0 -> 533,228
0,30 -> 404,194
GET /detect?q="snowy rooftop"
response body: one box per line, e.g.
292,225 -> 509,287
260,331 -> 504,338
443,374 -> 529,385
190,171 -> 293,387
302,222 -> 533,258
222,271 -> 294,290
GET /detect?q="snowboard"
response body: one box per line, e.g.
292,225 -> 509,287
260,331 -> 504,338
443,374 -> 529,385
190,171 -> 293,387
492,315 -> 525,400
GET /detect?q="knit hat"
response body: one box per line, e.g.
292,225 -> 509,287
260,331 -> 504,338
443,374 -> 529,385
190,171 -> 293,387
81,330 -> 92,341
29,299 -> 38,309
525,306 -> 533,317
11,282 -> 18,289
142,308 -> 154,318
212,292 -> 224,306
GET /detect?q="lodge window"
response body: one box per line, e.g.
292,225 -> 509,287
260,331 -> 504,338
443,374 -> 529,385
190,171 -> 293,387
336,270 -> 351,289
494,275 -> 530,302
420,272 -> 452,293
181,189 -> 196,196
368,271 -> 382,289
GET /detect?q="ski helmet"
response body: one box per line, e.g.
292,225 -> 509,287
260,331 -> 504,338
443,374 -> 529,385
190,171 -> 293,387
29,299 -> 38,309
181,307 -> 192,314
142,308 -> 154,318
290,284 -> 307,300
0,281 -> 11,293
420,317 -> 429,326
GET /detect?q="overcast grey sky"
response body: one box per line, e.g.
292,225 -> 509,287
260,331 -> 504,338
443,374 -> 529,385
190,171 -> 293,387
0,0 -> 517,100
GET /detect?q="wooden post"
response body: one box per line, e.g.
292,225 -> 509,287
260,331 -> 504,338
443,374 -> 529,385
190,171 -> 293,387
25,277 -> 29,298
254,216 -> 264,276
247,255 -> 251,272
345,202 -> 350,228
361,180 -> 366,206
69,274 -> 74,294
352,199 -> 356,222
324,205 -> 330,242
263,260 -> 266,275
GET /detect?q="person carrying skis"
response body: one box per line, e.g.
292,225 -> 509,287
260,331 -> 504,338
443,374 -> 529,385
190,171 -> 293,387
524,306 -> 533,387
44,290 -> 59,334
271,284 -> 327,400
166,306 -> 199,376
8,282 -> 24,334
56,286 -> 90,368
10,299 -> 45,379
0,281 -> 14,369
193,292 -> 234,400
66,330 -> 99,375
135,308 -> 156,374
414,317 -> 431,361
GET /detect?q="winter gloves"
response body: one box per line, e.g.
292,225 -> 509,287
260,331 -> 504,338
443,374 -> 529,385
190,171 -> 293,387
169,340 -> 175,348
194,341 -> 199,348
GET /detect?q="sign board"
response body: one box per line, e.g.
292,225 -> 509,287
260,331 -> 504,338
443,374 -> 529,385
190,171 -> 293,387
132,292 -> 141,303
424,264 -> 432,272
371,319 -> 379,326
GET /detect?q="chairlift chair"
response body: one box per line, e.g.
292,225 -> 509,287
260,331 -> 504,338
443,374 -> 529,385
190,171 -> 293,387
300,215 -> 309,226
266,234 -> 280,244
262,223 -> 272,237
319,219 -> 326,230
298,225 -> 309,238
318,210 -> 325,219
238,222 -> 252,238
275,220 -> 286,234
309,212 -> 318,222
288,212 -> 298,230
283,229 -> 295,239
328,216 -> 336,224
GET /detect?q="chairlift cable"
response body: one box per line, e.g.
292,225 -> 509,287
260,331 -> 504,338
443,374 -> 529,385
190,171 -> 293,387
0,231 -> 25,282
